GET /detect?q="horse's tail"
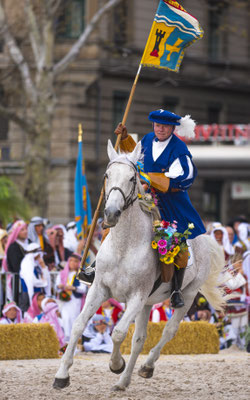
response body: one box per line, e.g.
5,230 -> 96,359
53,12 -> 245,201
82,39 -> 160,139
200,236 -> 227,312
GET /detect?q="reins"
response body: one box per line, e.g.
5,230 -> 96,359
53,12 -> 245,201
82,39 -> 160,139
104,160 -> 138,211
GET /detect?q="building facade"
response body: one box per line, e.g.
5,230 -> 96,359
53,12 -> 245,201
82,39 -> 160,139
0,0 -> 250,225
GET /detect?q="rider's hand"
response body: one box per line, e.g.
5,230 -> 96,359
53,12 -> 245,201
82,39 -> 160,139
114,123 -> 128,140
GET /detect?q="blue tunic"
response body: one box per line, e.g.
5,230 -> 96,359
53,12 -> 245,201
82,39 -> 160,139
141,132 -> 206,239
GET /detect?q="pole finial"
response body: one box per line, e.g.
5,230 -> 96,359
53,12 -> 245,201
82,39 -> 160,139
78,123 -> 83,142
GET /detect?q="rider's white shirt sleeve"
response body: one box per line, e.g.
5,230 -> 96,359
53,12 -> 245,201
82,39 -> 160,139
164,156 -> 194,180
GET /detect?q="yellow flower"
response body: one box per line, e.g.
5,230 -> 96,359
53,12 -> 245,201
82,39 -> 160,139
151,241 -> 158,249
173,245 -> 180,256
153,220 -> 161,227
188,223 -> 194,229
137,194 -> 142,199
163,255 -> 174,264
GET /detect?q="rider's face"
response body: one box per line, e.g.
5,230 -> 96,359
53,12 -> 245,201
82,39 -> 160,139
154,123 -> 174,142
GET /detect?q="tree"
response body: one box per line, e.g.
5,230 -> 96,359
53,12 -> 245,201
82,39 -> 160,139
0,0 -> 122,215
0,176 -> 30,226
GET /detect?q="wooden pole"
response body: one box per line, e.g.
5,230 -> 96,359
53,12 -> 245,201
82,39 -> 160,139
79,64 -> 142,271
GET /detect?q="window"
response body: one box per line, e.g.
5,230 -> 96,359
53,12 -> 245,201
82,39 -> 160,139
113,91 -> 129,130
163,96 -> 179,113
113,0 -> 128,48
207,1 -> 228,61
0,86 -> 9,141
207,103 -> 222,124
0,147 -> 10,161
56,0 -> 85,39
202,180 -> 222,221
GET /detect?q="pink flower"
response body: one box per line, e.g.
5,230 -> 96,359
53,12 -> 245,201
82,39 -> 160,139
172,224 -> 177,229
158,239 -> 167,248
158,247 -> 167,255
174,237 -> 179,244
173,220 -> 177,224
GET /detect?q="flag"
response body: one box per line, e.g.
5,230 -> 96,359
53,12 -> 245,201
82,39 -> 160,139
141,0 -> 203,72
74,132 -> 92,239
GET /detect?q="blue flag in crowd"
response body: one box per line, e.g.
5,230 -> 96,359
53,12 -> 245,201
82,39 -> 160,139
74,138 -> 92,239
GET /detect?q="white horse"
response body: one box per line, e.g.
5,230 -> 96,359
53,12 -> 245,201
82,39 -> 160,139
53,140 -> 226,391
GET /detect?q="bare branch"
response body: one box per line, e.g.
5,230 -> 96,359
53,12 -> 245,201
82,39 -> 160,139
0,0 -> 37,104
45,0 -> 62,17
0,104 -> 37,136
24,0 -> 42,69
54,0 -> 122,76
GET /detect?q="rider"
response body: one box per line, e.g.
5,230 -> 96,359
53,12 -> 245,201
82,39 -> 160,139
79,109 -> 206,308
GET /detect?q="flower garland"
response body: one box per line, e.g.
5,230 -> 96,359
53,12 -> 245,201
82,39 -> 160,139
152,220 -> 194,265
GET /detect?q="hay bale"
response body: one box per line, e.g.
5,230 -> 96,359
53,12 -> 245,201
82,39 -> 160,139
0,323 -> 59,360
121,321 -> 219,355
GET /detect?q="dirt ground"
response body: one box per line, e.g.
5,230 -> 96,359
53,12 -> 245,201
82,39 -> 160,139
0,346 -> 249,400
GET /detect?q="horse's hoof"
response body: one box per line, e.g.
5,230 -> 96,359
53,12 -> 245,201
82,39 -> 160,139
111,384 -> 126,392
53,377 -> 70,389
138,365 -> 154,379
109,357 -> 126,374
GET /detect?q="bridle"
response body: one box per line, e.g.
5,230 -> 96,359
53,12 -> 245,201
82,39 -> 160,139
104,160 -> 138,211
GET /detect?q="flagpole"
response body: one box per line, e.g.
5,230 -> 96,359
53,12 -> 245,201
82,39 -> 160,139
78,123 -> 85,240
79,64 -> 142,271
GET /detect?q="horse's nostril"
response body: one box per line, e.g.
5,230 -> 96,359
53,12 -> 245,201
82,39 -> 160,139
115,210 -> 121,218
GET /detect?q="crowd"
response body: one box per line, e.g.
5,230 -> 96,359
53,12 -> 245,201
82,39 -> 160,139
0,214 -> 249,354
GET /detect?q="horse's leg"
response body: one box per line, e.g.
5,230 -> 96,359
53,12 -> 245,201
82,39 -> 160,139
53,283 -> 109,389
111,304 -> 152,391
138,284 -> 199,378
109,296 -> 148,390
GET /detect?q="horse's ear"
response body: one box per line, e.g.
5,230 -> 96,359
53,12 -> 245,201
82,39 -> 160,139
127,142 -> 141,164
107,139 -> 118,161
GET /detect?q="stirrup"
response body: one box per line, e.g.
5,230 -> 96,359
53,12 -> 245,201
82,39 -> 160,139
77,265 -> 95,286
170,290 -> 185,309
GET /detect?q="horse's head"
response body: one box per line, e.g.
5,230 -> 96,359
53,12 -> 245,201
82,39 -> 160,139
103,140 -> 142,227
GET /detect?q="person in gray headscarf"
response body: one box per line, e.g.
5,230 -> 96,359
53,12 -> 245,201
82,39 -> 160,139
28,216 -> 55,269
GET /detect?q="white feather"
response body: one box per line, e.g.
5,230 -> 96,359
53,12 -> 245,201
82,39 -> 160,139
175,115 -> 196,139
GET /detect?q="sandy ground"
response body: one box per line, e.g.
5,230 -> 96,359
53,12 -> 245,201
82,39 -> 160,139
0,347 -> 249,400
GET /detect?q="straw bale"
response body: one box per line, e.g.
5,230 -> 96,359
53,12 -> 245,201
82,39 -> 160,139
121,321 -> 219,355
0,323 -> 59,360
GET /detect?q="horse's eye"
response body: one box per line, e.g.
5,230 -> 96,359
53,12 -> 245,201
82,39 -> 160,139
130,176 -> 134,182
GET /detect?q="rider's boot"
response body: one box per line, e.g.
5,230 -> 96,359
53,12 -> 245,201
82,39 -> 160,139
170,248 -> 188,308
170,267 -> 185,308
77,261 -> 96,286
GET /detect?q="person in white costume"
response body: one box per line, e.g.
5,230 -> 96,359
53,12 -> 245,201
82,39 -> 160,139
56,253 -> 87,342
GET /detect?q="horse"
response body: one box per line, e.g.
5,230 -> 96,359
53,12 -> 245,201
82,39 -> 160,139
53,139 -> 226,391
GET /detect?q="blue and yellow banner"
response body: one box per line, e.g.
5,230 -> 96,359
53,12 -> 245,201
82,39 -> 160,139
74,126 -> 92,239
141,0 -> 203,72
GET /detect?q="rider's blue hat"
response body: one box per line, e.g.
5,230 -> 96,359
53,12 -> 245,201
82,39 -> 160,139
148,109 -> 181,126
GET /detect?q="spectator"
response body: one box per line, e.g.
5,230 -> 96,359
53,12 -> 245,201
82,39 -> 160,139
82,314 -> 113,353
47,225 -> 72,268
149,303 -> 167,323
210,223 -> 234,261
56,253 -> 87,342
163,298 -> 174,320
2,220 -> 29,303
96,299 -> 124,332
3,220 -> 29,273
19,243 -> 51,312
28,216 -> 55,269
0,229 -> 8,269
0,301 -> 23,324
23,292 -> 46,322
225,226 -> 235,245
33,297 -> 57,323
40,301 -> 66,349
63,222 -> 78,253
